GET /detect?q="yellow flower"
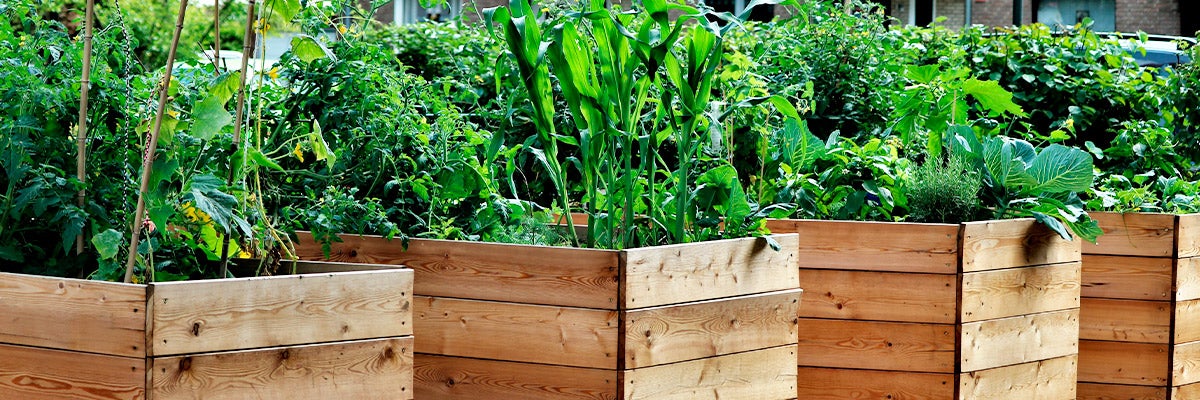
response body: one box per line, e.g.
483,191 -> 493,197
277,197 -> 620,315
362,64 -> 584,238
293,144 -> 305,162
337,24 -> 348,35
1064,118 -> 1074,130
267,67 -> 280,80
255,18 -> 271,34
167,109 -> 180,119
182,202 -> 213,224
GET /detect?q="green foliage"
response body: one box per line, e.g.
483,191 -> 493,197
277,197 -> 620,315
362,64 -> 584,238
949,132 -> 1101,242
906,156 -> 981,224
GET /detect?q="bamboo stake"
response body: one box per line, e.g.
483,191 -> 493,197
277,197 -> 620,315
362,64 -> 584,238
218,0 -> 257,279
212,0 -> 221,72
123,0 -> 190,283
75,0 -> 97,256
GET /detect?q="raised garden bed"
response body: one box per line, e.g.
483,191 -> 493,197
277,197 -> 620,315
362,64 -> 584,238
766,218 -> 1081,399
1078,212 -> 1200,399
0,262 -> 414,400
294,233 -> 802,400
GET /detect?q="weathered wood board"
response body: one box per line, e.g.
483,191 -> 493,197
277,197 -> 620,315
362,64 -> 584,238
769,218 -> 1081,399
0,263 -> 414,400
1080,212 -> 1200,398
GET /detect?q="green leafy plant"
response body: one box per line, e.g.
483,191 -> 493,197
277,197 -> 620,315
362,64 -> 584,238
949,132 -> 1101,242
906,155 -> 981,224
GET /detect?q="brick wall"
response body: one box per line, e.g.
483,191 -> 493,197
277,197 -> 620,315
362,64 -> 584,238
970,0 -> 1035,27
1116,0 -> 1180,35
940,0 -> 966,27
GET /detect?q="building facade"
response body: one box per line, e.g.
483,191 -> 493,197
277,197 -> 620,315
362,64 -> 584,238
883,0 -> 1193,36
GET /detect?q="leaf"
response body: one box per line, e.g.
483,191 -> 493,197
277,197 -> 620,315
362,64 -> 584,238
1031,211 -> 1073,241
249,148 -> 285,172
270,0 -> 303,21
777,118 -> 825,170
963,78 -> 1027,117
184,174 -> 240,234
290,36 -> 334,63
308,120 -> 336,169
190,96 -> 233,140
0,245 -> 24,262
767,95 -> 800,120
1024,144 -> 1094,193
91,229 -> 123,260
209,72 -> 241,104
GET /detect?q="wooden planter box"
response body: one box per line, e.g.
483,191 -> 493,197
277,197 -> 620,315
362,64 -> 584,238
0,262 -> 414,400
294,233 -> 803,400
766,218 -> 1082,399
1078,212 -> 1200,399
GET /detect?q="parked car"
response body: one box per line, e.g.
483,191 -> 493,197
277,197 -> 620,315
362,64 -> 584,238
1101,32 -> 1195,67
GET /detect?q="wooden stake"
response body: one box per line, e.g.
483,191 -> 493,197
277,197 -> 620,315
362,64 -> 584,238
218,0 -> 258,279
75,0 -> 96,256
123,0 -> 190,283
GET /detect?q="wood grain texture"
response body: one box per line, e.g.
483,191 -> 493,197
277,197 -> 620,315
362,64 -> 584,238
960,310 -> 1079,372
1082,255 -> 1175,301
623,289 -> 800,368
413,296 -> 618,369
1085,212 -> 1178,257
292,232 -> 621,309
1176,300 -> 1200,343
0,343 -> 145,400
797,269 -> 956,323
1079,340 -> 1169,386
1080,298 -> 1171,343
1172,340 -> 1200,386
0,272 -> 146,357
960,262 -> 1081,323
621,234 -> 800,309
1077,382 -> 1166,400
1178,214 -> 1200,258
150,336 -> 412,400
794,367 -> 953,400
148,269 -> 412,356
1174,382 -> 1200,399
1177,257 -> 1200,301
620,345 -> 797,400
414,354 -> 617,400
960,219 -> 1081,273
766,219 -> 959,274
796,318 -> 955,373
958,355 -> 1077,400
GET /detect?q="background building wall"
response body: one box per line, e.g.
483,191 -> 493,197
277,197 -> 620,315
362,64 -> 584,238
1115,0 -> 1180,34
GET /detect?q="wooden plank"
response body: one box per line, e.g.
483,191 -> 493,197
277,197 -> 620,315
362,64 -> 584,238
149,269 -> 412,356
624,289 -> 801,369
794,367 -> 953,400
0,342 -> 144,400
797,269 -> 956,323
958,355 -> 1077,400
414,296 -> 618,369
621,345 -> 797,400
413,354 -> 617,400
0,272 -> 146,357
960,219 -> 1081,273
292,232 -> 621,309
960,309 -> 1079,372
796,318 -> 955,373
1079,340 -> 1169,386
1082,255 -> 1175,301
1174,382 -> 1200,399
1085,212 -> 1178,257
621,234 -> 800,309
766,219 -> 960,274
1177,257 -> 1200,301
1173,340 -> 1200,386
1178,214 -> 1200,258
150,336 -> 412,400
1177,299 -> 1200,343
1080,298 -> 1171,343
960,262 -> 1081,323
1077,382 -> 1166,400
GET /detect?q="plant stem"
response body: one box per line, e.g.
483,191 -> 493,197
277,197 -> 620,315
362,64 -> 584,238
123,0 -> 190,283
75,0 -> 96,257
219,0 -> 257,278
212,0 -> 221,73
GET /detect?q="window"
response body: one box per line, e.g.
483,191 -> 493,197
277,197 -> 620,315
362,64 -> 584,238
394,0 -> 462,24
704,0 -> 775,22
1034,0 -> 1114,31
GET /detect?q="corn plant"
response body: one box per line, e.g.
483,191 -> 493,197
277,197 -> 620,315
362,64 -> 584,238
488,0 -> 796,249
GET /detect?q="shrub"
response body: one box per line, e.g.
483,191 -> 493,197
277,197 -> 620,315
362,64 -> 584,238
906,156 -> 981,224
